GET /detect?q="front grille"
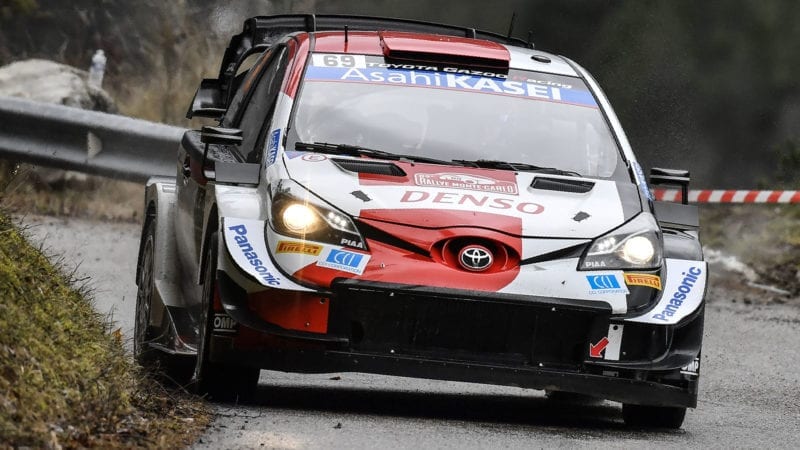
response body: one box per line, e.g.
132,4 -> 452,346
329,282 -> 602,368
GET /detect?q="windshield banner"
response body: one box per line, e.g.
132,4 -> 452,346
304,65 -> 597,108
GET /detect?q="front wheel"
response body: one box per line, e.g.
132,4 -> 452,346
192,232 -> 260,401
622,403 -> 687,429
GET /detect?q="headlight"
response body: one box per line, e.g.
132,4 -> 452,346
620,235 -> 655,264
282,204 -> 320,233
579,213 -> 662,270
270,179 -> 366,249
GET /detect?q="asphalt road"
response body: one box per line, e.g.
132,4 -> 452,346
19,215 -> 800,449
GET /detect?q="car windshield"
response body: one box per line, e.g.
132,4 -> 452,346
290,54 -> 623,178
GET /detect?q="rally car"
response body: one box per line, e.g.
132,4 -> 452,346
134,15 -> 706,428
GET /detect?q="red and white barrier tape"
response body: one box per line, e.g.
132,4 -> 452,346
653,189 -> 800,203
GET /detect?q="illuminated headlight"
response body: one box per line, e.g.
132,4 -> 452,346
282,203 -> 320,233
579,213 -> 662,270
620,235 -> 655,265
269,179 -> 366,249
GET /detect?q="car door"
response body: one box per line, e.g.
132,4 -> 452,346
173,47 -> 282,295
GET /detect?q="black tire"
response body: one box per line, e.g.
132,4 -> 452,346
192,232 -> 260,402
134,218 -> 158,368
622,403 -> 687,429
135,218 -> 193,385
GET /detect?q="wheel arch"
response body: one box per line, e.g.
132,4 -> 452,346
198,203 -> 220,286
136,176 -> 184,310
136,201 -> 157,283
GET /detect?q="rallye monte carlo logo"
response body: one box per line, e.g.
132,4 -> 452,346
414,172 -> 519,195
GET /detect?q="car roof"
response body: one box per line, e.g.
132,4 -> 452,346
310,31 -> 580,77
188,15 -> 584,120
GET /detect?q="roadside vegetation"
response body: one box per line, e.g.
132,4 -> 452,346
0,211 -> 209,448
0,162 -> 141,222
701,204 -> 800,301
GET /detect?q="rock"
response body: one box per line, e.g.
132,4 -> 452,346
0,58 -> 119,187
0,58 -> 116,112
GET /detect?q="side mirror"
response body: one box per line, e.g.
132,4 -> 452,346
650,167 -> 690,205
186,79 -> 226,119
197,127 -> 258,186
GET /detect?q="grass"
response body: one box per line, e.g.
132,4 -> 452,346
1,162 -> 142,222
0,211 -> 210,448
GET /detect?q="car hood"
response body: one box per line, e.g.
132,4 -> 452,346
285,153 -> 641,239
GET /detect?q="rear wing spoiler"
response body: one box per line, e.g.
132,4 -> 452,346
187,14 -> 533,119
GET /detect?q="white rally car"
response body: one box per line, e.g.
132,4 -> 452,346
134,15 -> 706,428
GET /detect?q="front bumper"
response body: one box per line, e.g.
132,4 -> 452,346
212,276 -> 702,407
210,345 -> 698,407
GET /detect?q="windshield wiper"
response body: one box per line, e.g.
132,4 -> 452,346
452,159 -> 581,177
295,142 -> 453,166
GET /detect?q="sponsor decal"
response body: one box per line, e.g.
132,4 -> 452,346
586,274 -> 629,295
311,53 -> 367,69
304,66 -> 597,107
399,190 -> 544,214
316,248 -> 370,275
213,313 -> 237,334
624,273 -> 662,290
583,261 -> 607,269
681,357 -> 700,375
652,266 -> 702,321
632,161 -> 653,201
589,324 -> 624,360
276,240 -> 322,256
313,54 -> 573,88
266,129 -> 281,166
227,224 -> 282,286
340,237 -> 365,249
414,172 -> 518,195
301,153 -> 327,162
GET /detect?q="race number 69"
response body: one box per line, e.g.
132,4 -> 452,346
312,54 -> 366,68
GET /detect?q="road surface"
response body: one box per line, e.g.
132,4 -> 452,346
20,215 -> 800,448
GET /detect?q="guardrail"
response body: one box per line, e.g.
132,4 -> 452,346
0,96 -> 794,198
0,96 -> 184,182
653,189 -> 800,204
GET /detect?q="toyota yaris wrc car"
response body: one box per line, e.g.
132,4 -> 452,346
134,15 -> 706,428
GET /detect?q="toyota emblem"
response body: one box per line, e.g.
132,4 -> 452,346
458,245 -> 493,272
